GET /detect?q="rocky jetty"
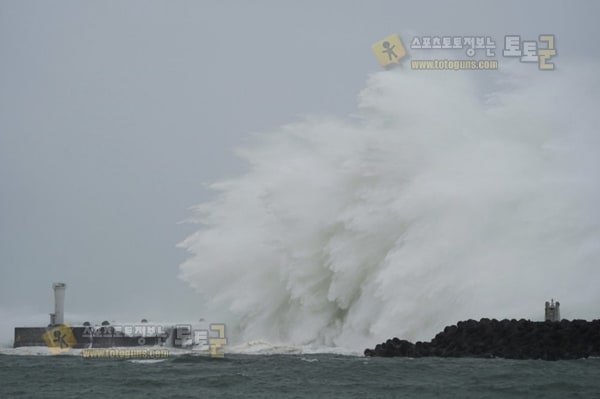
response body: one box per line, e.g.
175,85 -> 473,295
364,319 -> 600,360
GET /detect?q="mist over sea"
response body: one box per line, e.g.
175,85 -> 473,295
179,65 -> 600,350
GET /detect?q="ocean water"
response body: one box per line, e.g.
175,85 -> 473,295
2,352 -> 600,398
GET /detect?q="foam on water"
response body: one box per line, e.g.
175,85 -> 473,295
179,64 -> 600,351
128,359 -> 167,364
0,346 -> 63,356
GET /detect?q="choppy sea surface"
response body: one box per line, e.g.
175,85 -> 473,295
1,350 -> 599,398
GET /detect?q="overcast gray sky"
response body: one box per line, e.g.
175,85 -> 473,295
1,0 -> 599,338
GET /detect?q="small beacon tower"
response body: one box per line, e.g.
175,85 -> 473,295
50,282 -> 66,326
545,298 -> 560,322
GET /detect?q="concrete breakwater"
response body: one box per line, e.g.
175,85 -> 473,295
13,325 -> 168,348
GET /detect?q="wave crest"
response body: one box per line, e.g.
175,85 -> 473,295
179,66 -> 600,350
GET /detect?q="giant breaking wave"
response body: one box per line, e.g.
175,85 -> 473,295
179,65 -> 600,351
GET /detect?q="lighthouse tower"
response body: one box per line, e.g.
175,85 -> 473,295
49,282 -> 66,326
545,299 -> 560,322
